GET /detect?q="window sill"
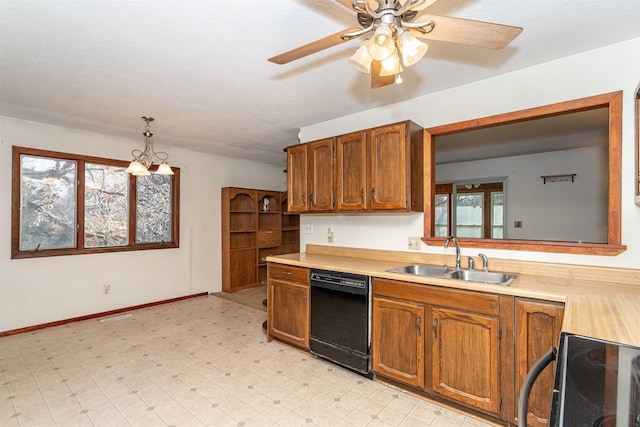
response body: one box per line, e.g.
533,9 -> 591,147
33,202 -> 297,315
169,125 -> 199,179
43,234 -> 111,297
422,237 -> 626,256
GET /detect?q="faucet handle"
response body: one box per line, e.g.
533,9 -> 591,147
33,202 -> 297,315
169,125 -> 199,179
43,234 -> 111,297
478,253 -> 488,271
467,256 -> 475,270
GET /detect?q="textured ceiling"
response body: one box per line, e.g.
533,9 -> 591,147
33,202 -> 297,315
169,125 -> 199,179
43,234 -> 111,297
1,0 -> 639,166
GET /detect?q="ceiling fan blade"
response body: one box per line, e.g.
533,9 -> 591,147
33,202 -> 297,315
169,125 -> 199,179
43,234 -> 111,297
370,61 -> 395,89
335,0 -> 380,11
411,14 -> 522,50
268,27 -> 362,65
402,0 -> 439,11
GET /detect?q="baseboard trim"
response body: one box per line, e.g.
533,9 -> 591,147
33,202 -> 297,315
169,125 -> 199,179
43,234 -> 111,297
0,292 -> 209,337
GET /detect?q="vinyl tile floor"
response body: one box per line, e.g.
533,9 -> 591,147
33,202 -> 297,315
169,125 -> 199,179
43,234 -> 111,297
0,295 -> 497,427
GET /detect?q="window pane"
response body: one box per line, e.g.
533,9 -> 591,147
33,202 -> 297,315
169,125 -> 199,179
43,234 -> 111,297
136,173 -> 173,243
434,194 -> 449,237
84,163 -> 129,248
20,155 -> 77,250
491,192 -> 504,239
456,193 -> 483,238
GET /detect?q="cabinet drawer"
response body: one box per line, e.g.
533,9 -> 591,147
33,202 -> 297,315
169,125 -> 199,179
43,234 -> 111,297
257,230 -> 282,247
373,278 -> 499,315
268,264 -> 309,284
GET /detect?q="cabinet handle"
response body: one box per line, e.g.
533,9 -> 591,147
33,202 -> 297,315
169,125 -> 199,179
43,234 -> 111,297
371,188 -> 376,202
360,188 -> 365,204
264,230 -> 273,234
282,271 -> 293,275
416,316 -> 422,336
310,192 -> 314,204
433,318 -> 439,339
302,193 -> 306,203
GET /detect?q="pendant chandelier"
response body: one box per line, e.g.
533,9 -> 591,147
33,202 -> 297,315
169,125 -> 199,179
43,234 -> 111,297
126,116 -> 174,176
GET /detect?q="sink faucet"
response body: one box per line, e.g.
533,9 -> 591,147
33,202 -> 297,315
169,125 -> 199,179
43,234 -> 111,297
478,253 -> 488,271
444,236 -> 461,270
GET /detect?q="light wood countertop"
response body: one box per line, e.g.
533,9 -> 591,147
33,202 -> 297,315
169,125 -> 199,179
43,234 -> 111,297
267,245 -> 640,348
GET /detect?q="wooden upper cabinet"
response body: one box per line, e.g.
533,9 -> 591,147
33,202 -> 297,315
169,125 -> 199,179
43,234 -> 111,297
369,123 -> 409,210
514,299 -> 564,427
288,120 -> 424,213
287,144 -> 307,212
308,139 -> 334,212
336,131 -> 368,211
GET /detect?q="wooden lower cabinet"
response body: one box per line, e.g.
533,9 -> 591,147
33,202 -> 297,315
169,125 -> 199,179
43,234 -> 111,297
372,278 -> 505,420
372,297 -> 425,388
267,264 -> 310,349
514,298 -> 564,426
431,307 -> 501,414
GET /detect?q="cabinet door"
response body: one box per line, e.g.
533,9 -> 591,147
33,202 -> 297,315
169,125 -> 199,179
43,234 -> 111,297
369,123 -> 408,210
335,131 -> 367,211
287,145 -> 308,212
515,299 -> 564,427
372,297 -> 425,388
308,138 -> 334,211
432,307 -> 501,414
268,279 -> 309,349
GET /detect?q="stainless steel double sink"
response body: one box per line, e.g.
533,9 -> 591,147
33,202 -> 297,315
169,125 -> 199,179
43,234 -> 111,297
386,263 -> 519,286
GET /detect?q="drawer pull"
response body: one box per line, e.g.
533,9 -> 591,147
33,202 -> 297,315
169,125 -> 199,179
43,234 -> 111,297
283,271 -> 293,275
264,231 -> 273,234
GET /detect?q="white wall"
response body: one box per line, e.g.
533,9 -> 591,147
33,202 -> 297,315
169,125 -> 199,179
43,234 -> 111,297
437,146 -> 609,243
298,38 -> 640,269
0,117 -> 286,332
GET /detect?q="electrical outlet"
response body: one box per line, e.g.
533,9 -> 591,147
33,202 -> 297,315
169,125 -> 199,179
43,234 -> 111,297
303,224 -> 314,234
408,237 -> 422,250
103,284 -> 111,294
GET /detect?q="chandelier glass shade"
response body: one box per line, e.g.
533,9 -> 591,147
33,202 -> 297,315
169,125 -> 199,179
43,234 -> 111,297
126,116 -> 174,176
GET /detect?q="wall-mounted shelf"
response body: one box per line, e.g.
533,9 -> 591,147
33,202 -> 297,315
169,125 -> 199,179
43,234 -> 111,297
541,174 -> 576,184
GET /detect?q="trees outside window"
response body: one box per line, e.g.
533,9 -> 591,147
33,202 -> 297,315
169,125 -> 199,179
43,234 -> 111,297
435,181 -> 504,239
12,146 -> 179,259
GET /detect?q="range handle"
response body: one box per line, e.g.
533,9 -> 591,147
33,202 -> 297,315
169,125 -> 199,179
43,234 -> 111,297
518,346 -> 557,427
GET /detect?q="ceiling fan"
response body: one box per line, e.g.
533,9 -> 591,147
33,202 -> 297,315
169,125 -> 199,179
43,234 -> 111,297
268,0 -> 522,88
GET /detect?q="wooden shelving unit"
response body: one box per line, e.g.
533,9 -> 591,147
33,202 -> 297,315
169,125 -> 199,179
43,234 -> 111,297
222,187 -> 299,293
281,193 -> 300,255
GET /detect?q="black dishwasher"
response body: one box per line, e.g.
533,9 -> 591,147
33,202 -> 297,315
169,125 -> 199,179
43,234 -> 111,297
309,269 -> 372,377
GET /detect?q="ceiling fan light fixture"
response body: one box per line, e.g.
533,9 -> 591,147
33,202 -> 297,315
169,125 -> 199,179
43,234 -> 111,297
379,52 -> 403,77
367,24 -> 395,61
397,29 -> 429,67
349,42 -> 373,73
